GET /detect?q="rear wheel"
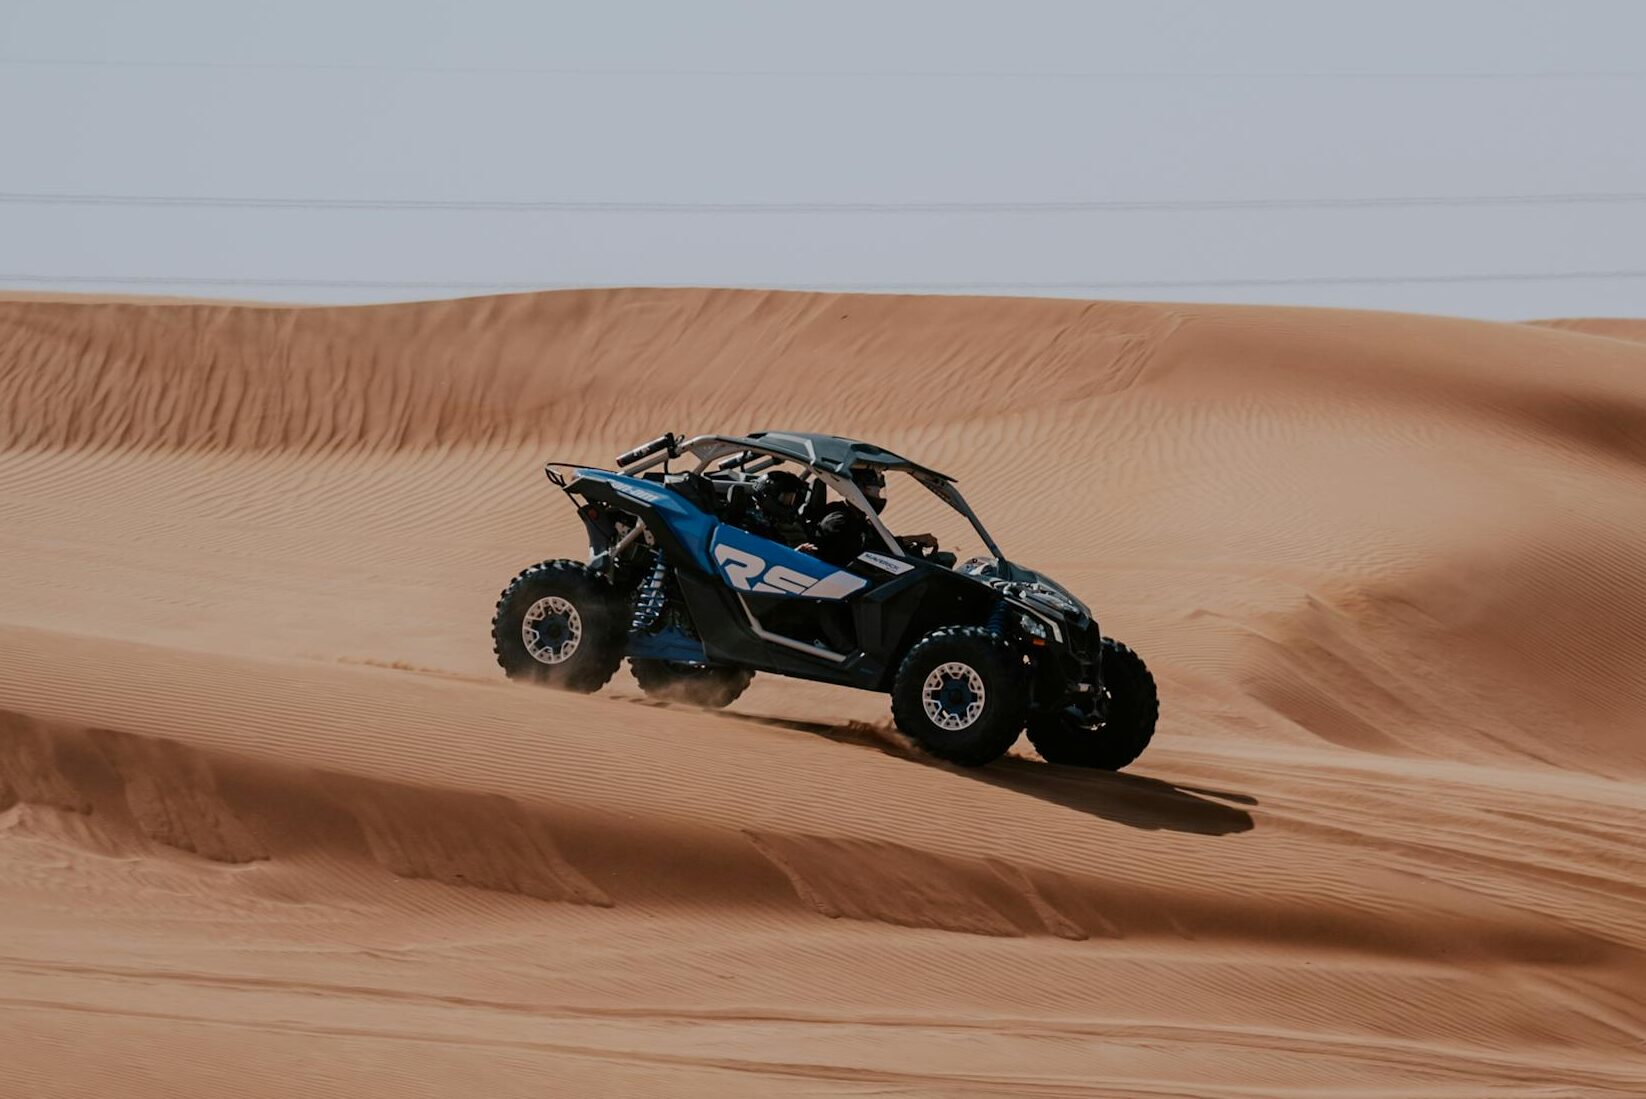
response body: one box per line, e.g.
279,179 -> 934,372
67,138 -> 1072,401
1026,638 -> 1158,770
630,660 -> 753,708
891,626 -> 1027,766
492,561 -> 625,692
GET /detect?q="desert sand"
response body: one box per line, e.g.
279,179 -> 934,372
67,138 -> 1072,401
1,288 -> 1643,1096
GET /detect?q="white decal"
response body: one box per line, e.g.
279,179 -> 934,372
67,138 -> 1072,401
615,483 -> 668,505
762,566 -> 817,595
857,551 -> 914,575
806,570 -> 870,599
715,544 -> 766,591
713,543 -> 869,599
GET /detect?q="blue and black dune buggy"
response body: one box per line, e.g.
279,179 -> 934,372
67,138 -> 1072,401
492,431 -> 1158,769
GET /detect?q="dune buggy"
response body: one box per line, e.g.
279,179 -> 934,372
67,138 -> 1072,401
492,431 -> 1158,768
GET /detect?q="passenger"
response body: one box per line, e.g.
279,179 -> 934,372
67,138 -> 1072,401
805,467 -> 887,566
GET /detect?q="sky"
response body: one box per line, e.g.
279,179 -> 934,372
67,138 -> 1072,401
2,0 -> 1644,318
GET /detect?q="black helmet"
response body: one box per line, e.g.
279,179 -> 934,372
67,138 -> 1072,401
853,466 -> 887,513
758,469 -> 807,516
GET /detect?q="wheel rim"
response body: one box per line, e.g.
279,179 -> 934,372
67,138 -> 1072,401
522,596 -> 583,664
922,662 -> 986,731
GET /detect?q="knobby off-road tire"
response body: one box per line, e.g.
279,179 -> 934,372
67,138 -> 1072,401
1026,638 -> 1159,770
891,626 -> 1028,766
492,560 -> 625,693
630,660 -> 754,709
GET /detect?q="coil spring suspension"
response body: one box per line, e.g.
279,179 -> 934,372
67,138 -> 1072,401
987,600 -> 1009,636
631,553 -> 670,632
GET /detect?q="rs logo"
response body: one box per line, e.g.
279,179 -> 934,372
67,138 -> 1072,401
712,543 -> 869,600
714,544 -> 818,595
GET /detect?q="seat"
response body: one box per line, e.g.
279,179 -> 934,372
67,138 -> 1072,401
801,477 -> 829,525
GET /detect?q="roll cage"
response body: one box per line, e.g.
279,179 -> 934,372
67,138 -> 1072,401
613,432 -> 1009,563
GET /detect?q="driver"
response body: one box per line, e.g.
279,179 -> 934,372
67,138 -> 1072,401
751,469 -> 811,546
806,466 -> 887,566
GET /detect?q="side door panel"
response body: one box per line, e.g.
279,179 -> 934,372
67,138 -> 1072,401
706,526 -> 868,660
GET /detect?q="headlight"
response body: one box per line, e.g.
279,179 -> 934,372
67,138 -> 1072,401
1017,612 -> 1048,640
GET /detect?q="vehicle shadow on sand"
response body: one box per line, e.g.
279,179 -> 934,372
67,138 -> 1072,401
969,755 -> 1256,836
718,707 -> 1257,837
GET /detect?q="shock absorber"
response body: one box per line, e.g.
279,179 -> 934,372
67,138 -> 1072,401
987,599 -> 1009,636
631,552 -> 670,632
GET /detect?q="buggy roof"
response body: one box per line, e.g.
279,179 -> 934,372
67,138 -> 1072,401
725,431 -> 954,481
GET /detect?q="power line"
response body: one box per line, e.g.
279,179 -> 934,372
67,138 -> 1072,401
5,271 -> 1646,293
6,190 -> 1646,215
4,57 -> 1642,80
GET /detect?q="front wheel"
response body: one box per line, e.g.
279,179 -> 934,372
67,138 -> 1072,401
631,659 -> 753,708
1026,638 -> 1158,770
492,560 -> 625,692
891,626 -> 1028,766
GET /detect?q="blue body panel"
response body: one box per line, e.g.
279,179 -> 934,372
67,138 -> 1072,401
572,468 -> 720,570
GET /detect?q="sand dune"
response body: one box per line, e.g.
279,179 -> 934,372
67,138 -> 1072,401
1532,317 -> 1646,345
2,289 -> 1644,1096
